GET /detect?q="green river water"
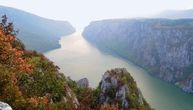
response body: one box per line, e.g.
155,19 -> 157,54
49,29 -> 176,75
45,32 -> 193,110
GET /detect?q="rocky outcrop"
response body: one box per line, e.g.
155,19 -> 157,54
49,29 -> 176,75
64,85 -> 80,109
77,78 -> 89,88
176,74 -> 193,93
0,102 -> 12,110
98,68 -> 152,110
83,19 -> 193,93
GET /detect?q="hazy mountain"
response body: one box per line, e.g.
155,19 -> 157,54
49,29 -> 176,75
83,18 -> 193,93
156,9 -> 193,19
0,5 -> 75,52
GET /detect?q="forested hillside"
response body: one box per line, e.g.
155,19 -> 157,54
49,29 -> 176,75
0,6 -> 75,52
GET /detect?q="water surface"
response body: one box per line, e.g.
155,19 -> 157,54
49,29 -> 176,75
45,32 -> 193,110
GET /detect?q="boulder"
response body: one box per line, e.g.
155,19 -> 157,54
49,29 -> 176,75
0,101 -> 12,110
77,78 -> 89,88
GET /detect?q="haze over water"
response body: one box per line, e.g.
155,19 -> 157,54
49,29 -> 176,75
45,32 -> 193,110
2,0 -> 193,30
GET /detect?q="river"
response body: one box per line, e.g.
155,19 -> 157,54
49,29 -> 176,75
45,32 -> 193,110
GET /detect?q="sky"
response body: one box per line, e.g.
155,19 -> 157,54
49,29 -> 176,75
1,0 -> 193,30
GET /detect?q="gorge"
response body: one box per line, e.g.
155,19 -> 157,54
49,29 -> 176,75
1,1 -> 193,110
83,19 -> 193,93
45,32 -> 193,110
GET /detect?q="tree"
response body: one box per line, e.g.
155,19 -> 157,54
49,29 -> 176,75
0,15 -> 69,110
0,14 -> 18,36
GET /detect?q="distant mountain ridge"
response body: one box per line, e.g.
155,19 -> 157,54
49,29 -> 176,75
156,9 -> 193,19
0,5 -> 75,52
83,18 -> 193,93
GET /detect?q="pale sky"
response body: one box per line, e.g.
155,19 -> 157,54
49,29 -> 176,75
1,0 -> 193,30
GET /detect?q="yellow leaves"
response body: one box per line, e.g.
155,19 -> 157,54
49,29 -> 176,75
0,17 -> 58,110
28,96 -> 50,109
29,97 -> 39,107
0,32 -> 15,42
0,28 -> 33,106
15,50 -> 23,56
100,104 -> 119,110
0,22 -> 69,109
7,35 -> 16,42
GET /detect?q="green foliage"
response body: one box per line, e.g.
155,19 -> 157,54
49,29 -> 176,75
106,86 -> 116,99
66,77 -> 101,109
121,70 -> 152,110
98,69 -> 153,110
0,15 -> 75,110
18,53 -> 67,102
0,15 -> 153,110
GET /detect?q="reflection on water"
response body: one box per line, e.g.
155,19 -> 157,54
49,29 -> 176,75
45,32 -> 193,110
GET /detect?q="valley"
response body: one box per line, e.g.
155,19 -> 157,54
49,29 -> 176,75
45,32 -> 193,110
1,2 -> 193,109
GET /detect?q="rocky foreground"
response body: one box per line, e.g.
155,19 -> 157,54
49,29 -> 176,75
98,68 -> 152,110
0,102 -> 12,110
74,68 -> 153,110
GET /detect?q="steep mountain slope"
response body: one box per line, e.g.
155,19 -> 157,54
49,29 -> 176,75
0,5 -> 75,52
0,27 -> 79,109
0,17 -> 152,110
98,68 -> 152,110
156,9 -> 193,19
83,19 -> 193,93
67,68 -> 153,110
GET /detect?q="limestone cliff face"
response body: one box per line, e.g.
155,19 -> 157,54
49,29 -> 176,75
98,68 -> 152,110
83,19 -> 193,93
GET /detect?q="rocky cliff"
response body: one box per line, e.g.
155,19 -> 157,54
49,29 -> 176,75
83,19 -> 193,93
98,68 -> 152,110
77,78 -> 89,88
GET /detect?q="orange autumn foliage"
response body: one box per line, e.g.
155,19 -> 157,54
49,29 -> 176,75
0,24 -> 74,110
0,21 -> 50,109
0,30 -> 32,73
100,104 -> 119,110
